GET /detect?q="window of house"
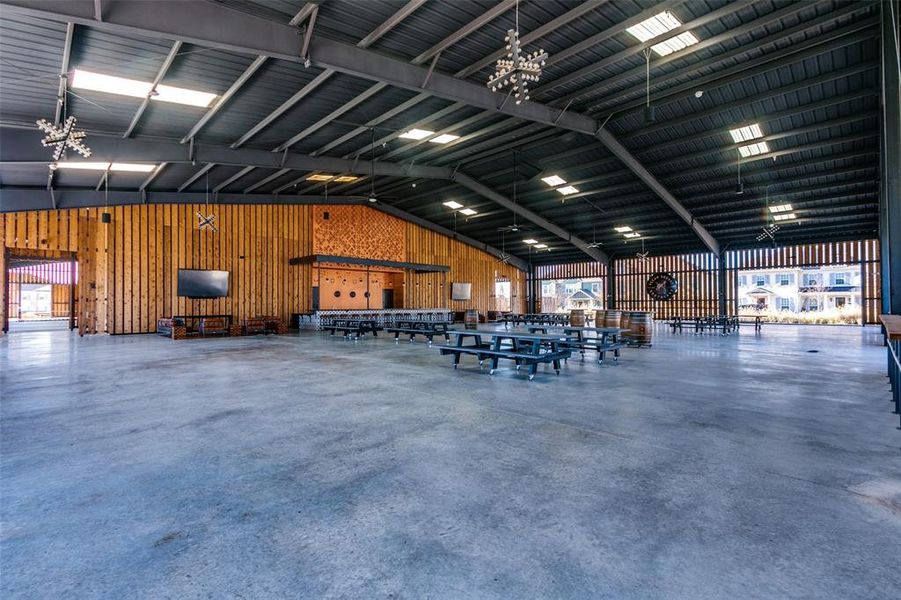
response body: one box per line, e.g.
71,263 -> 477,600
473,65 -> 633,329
835,297 -> 847,308
779,298 -> 790,311
755,275 -> 766,286
834,273 -> 846,285
778,274 -> 790,286
807,298 -> 818,311
591,282 -> 600,293
804,275 -> 818,286
738,276 -> 746,286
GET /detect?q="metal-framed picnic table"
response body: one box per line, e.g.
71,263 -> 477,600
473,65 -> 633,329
434,329 -> 573,380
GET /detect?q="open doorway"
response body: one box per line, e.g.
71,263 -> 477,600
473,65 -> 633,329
4,254 -> 77,333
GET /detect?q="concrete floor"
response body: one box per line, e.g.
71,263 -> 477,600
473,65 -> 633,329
1,324 -> 900,598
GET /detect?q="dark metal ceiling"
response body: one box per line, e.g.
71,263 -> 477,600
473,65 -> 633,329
0,0 -> 883,265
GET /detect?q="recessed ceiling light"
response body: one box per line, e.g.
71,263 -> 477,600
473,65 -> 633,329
429,134 -> 460,144
557,185 -> 579,195
738,141 -> 770,157
769,204 -> 793,213
624,232 -> 641,238
443,200 -> 463,209
333,175 -> 359,183
729,124 -> 764,143
306,174 -> 334,181
53,161 -> 156,172
541,175 -> 566,186
399,128 -> 434,140
459,208 -> 477,216
614,226 -> 632,233
523,238 -> 538,244
71,69 -> 217,107
626,12 -> 698,57
534,243 -> 548,249
773,213 -> 797,221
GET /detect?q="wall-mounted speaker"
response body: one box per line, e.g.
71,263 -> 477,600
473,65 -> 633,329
101,212 -> 111,223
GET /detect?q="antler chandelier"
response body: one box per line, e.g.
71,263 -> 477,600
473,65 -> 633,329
487,0 -> 547,105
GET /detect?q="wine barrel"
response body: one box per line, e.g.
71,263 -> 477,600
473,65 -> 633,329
570,309 -> 586,328
620,311 -> 632,340
604,309 -> 622,329
629,311 -> 654,346
464,309 -> 479,330
594,309 -> 606,328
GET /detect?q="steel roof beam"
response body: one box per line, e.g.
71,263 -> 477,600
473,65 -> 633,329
123,40 -> 182,138
54,22 -> 75,125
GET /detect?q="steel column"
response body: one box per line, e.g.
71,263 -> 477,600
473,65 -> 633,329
880,0 -> 901,313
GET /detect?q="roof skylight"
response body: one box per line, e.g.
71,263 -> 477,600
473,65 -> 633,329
729,124 -> 764,143
614,226 -> 633,233
773,213 -> 797,221
738,141 -> 770,158
53,161 -> 156,172
557,185 -> 579,196
429,134 -> 459,144
625,12 -> 698,57
541,175 -> 566,186
459,208 -> 477,216
769,204 -> 793,213
443,200 -> 463,209
399,128 -> 434,140
71,69 -> 217,107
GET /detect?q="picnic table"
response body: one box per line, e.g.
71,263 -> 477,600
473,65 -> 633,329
385,320 -> 450,344
434,329 -> 573,380
327,318 -> 381,339
527,325 -> 627,363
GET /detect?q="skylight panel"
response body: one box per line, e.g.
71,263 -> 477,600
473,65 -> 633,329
399,129 -> 433,140
773,213 -> 797,221
624,232 -> 641,238
729,124 -> 764,143
71,69 -> 216,107
443,200 -> 463,209
651,31 -> 698,57
53,161 -> 156,172
769,204 -> 793,213
306,174 -> 334,181
429,134 -> 459,144
738,141 -> 770,158
541,175 -> 566,186
523,238 -> 538,244
626,12 -> 682,42
557,185 -> 579,196
614,226 -> 632,233
459,208 -> 477,216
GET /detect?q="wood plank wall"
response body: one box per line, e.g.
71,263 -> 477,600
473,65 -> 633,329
2,203 -> 523,334
404,224 -> 525,314
616,253 -> 721,320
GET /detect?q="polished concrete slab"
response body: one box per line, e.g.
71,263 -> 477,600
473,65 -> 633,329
2,324 -> 900,598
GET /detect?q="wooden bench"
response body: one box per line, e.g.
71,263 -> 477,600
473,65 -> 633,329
434,345 -> 571,380
327,319 -> 381,339
562,338 -> 626,363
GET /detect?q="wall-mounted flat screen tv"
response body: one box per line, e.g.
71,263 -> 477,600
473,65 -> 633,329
451,282 -> 472,301
178,269 -> 229,298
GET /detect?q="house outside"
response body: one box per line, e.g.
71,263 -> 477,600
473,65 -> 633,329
541,279 -> 605,313
737,265 -> 861,321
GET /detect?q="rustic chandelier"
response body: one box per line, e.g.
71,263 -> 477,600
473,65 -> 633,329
487,0 -> 547,105
36,116 -> 91,161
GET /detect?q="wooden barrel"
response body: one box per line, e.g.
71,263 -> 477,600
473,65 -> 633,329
570,309 -> 586,328
604,309 -> 622,329
464,309 -> 479,330
594,309 -> 606,328
629,311 -> 653,346
620,311 -> 632,340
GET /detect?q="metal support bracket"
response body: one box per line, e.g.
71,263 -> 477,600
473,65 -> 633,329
300,6 -> 318,67
422,51 -> 441,89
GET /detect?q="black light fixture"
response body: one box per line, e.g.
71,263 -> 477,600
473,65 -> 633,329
101,170 -> 111,223
101,212 -> 111,223
643,49 -> 655,124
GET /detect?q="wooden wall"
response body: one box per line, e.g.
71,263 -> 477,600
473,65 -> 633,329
404,224 -> 525,314
2,202 -> 523,334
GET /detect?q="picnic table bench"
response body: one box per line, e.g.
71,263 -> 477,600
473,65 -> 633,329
327,319 -> 381,339
528,325 -> 627,363
434,329 -> 572,380
666,316 -> 741,335
385,321 -> 450,344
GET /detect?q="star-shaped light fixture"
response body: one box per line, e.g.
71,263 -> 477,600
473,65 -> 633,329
487,26 -> 547,105
36,116 -> 92,161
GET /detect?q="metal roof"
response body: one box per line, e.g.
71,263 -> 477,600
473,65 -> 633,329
0,0 -> 883,265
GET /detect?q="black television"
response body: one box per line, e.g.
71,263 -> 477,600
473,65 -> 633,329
178,269 -> 229,298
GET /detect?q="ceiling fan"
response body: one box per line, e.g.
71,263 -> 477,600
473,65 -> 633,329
496,230 -> 512,264
586,225 -> 603,248
498,150 -> 525,233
